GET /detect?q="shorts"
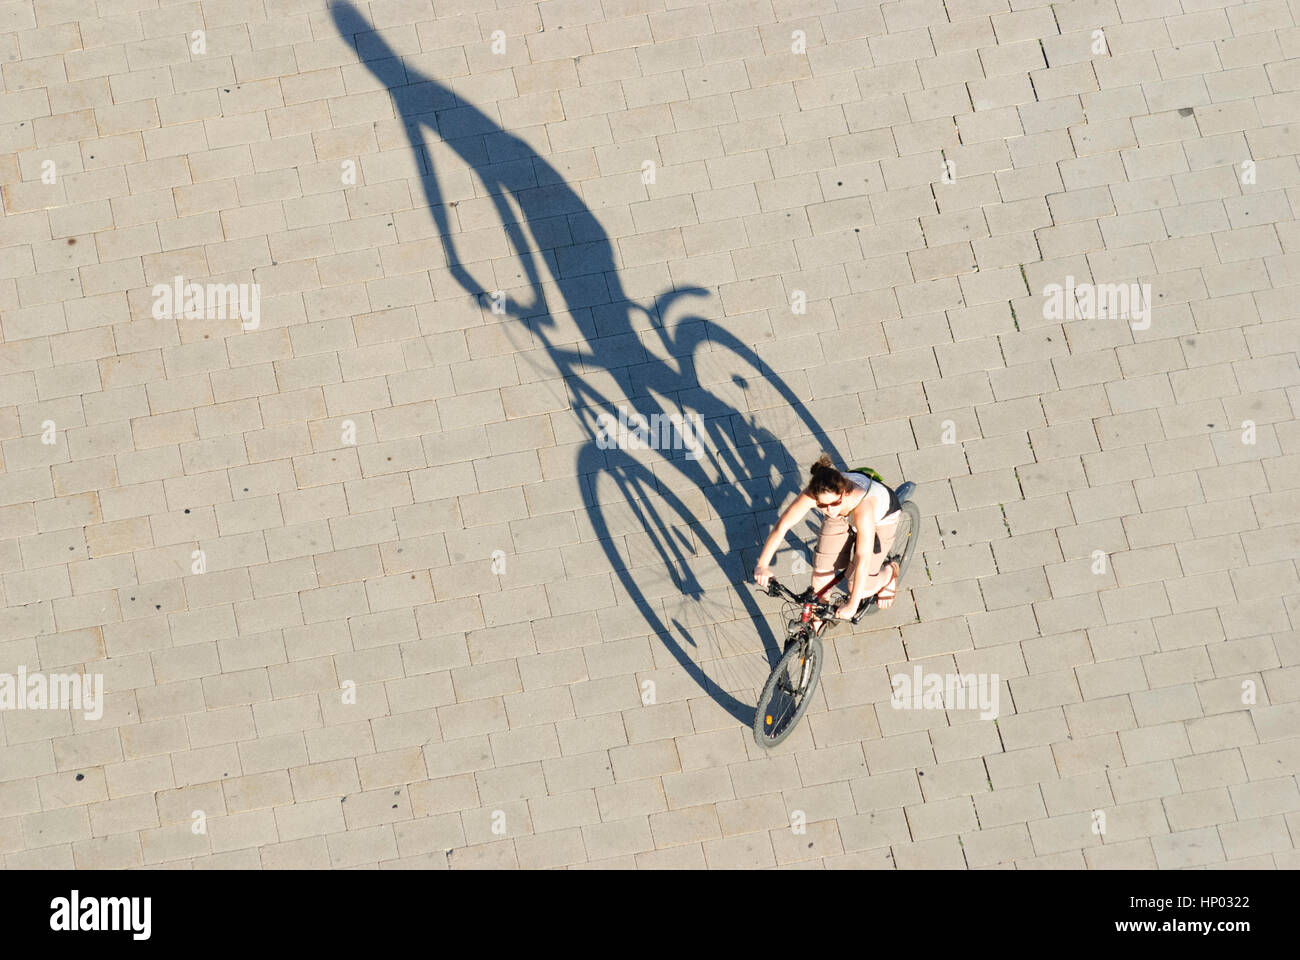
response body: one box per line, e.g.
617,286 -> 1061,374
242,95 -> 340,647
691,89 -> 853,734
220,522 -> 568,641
812,511 -> 900,579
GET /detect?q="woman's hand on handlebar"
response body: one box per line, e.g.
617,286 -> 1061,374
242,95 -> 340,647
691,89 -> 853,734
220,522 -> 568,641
753,564 -> 774,588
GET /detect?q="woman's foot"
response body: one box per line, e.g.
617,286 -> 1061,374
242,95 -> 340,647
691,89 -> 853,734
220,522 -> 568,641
876,562 -> 900,609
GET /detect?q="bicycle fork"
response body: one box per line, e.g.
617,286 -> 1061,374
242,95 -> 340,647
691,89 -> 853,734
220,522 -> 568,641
784,634 -> 814,690
794,646 -> 813,690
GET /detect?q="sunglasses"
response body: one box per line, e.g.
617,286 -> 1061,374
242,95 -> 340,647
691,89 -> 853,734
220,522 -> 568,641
816,492 -> 844,509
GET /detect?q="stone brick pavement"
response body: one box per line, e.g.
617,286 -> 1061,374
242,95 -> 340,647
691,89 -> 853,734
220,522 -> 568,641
0,0 -> 1297,869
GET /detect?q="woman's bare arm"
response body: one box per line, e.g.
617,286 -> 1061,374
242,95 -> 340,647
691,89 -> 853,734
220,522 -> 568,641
753,493 -> 816,583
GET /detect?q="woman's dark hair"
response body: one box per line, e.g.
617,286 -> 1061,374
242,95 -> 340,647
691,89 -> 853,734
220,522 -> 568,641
805,454 -> 852,500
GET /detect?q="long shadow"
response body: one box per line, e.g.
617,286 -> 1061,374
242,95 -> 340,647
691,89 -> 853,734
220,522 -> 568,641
331,2 -> 844,724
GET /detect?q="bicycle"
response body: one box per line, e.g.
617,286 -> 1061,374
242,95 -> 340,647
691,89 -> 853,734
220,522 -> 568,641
751,482 -> 921,748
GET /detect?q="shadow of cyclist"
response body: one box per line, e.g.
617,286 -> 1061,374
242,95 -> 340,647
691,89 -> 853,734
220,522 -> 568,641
330,1 -> 846,724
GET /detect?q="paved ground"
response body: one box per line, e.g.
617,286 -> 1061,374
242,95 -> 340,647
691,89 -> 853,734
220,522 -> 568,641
1,0 -> 1298,870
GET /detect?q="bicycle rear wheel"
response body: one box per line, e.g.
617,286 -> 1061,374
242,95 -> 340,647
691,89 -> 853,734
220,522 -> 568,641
753,633 -> 824,748
889,499 -> 921,583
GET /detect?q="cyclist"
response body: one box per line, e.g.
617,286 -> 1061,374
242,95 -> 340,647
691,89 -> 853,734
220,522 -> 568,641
752,454 -> 901,630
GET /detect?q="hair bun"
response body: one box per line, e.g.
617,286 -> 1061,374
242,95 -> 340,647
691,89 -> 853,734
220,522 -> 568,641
805,453 -> 849,498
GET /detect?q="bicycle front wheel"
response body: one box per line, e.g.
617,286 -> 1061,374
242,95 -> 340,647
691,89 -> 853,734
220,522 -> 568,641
753,633 -> 824,748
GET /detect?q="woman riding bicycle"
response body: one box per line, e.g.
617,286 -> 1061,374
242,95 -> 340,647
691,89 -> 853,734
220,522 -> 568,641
752,454 -> 902,627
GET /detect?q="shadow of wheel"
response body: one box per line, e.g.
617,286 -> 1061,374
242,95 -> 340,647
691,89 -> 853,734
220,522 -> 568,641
577,444 -> 783,726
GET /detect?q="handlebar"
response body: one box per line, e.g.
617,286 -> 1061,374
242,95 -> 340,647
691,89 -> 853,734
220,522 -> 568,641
753,575 -> 872,624
754,576 -> 836,613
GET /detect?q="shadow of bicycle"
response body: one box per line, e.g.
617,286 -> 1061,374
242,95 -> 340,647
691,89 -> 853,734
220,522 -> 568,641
331,1 -> 847,724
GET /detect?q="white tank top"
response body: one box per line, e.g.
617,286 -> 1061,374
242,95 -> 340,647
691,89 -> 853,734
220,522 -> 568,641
842,471 -> 891,525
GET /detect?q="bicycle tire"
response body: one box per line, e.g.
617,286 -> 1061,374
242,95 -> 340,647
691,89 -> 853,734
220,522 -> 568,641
753,633 -> 824,748
890,499 -> 922,583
